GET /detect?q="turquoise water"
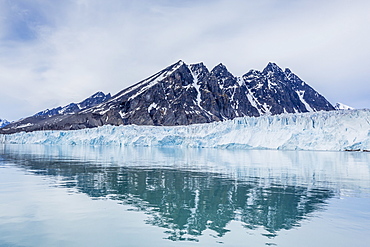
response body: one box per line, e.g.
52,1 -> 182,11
0,144 -> 369,247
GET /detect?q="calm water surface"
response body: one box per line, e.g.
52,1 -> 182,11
0,144 -> 369,247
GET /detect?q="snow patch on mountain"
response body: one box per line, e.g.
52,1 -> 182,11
335,102 -> 354,110
188,65 -> 202,107
1,109 -> 369,151
0,119 -> 10,128
296,90 -> 314,112
16,123 -> 33,129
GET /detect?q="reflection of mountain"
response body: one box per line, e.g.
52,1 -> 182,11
1,147 -> 335,241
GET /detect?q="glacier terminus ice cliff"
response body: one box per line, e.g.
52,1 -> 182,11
1,109 -> 369,151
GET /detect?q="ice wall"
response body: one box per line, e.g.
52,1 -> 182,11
1,109 -> 369,151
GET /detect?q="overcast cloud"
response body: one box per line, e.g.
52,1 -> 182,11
1,0 -> 369,120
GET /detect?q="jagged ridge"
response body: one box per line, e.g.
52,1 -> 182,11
0,61 -> 334,134
0,92 -> 111,133
34,91 -> 111,117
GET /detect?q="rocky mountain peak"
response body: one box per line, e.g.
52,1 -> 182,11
209,63 -> 236,88
33,91 -> 111,117
78,91 -> 111,108
211,63 -> 230,74
91,91 -> 110,98
263,62 -> 284,75
189,62 -> 209,82
154,60 -> 187,80
211,63 -> 234,78
172,59 -> 185,67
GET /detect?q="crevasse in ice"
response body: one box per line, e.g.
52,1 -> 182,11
1,109 -> 369,151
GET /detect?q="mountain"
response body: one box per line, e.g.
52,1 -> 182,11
0,91 -> 111,133
34,91 -> 111,117
0,60 -> 334,134
335,102 -> 354,110
0,119 -> 10,128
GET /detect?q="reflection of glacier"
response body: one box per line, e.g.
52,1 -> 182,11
2,145 -> 369,241
1,109 -> 370,151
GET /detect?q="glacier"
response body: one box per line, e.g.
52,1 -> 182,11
0,109 -> 369,151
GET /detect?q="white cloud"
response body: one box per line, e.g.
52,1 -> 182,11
0,0 -> 369,120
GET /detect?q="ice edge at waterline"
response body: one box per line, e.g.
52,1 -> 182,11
1,109 -> 369,151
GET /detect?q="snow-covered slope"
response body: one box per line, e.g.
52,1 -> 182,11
1,109 -> 369,151
0,119 -> 10,128
34,91 -> 111,117
335,102 -> 354,110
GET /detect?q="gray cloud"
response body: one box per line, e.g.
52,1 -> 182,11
0,0 -> 369,120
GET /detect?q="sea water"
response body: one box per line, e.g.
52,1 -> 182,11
0,144 -> 369,247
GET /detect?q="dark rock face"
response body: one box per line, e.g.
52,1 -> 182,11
242,62 -> 334,115
0,61 -> 334,134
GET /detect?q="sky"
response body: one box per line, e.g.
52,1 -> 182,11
0,0 -> 369,121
